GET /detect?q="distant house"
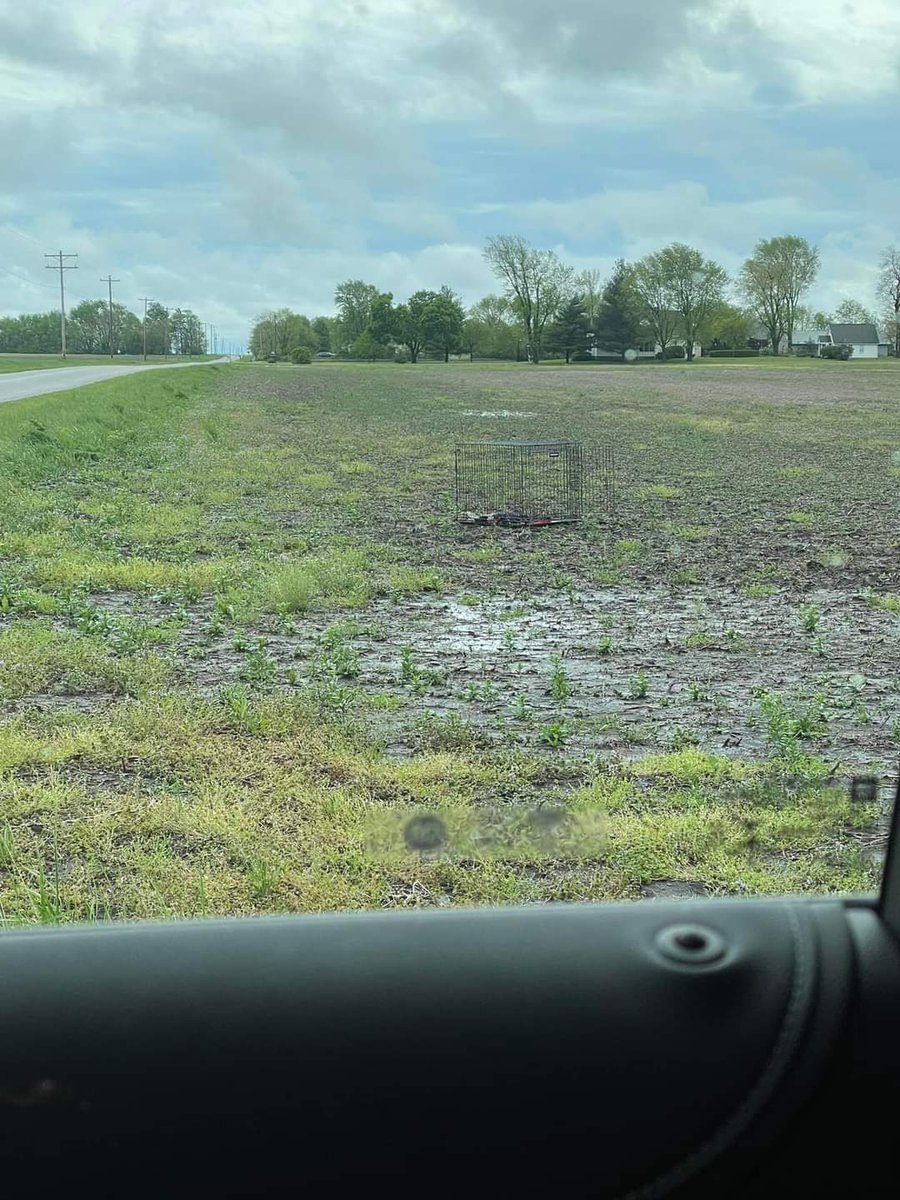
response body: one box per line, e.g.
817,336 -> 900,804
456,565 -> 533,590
791,329 -> 832,356
589,320 -> 701,361
826,323 -> 889,358
792,322 -> 889,358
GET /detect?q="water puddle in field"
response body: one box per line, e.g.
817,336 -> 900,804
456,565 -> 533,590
460,410 -> 539,418
73,583 -> 900,773
339,586 -> 898,768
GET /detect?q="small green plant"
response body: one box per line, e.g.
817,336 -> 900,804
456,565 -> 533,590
799,603 -> 820,633
0,824 -> 14,867
511,692 -> 531,720
30,863 -> 65,924
400,645 -> 416,685
241,640 -> 278,686
413,712 -> 489,752
398,645 -> 442,692
539,721 -> 570,748
596,636 -> 613,655
668,567 -> 699,586
864,589 -> 900,613
755,689 -> 827,760
809,634 -> 827,657
315,643 -> 360,680
743,582 -> 776,599
687,680 -> 706,702
628,673 -> 649,700
222,685 -> 266,734
637,484 -> 683,501
548,655 -> 573,702
669,725 -> 700,749
247,859 -> 281,898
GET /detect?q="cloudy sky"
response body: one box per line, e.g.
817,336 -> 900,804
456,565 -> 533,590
1,0 -> 898,347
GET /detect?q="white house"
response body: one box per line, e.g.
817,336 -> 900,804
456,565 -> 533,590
589,334 -> 702,361
791,322 -> 890,358
826,322 -> 890,358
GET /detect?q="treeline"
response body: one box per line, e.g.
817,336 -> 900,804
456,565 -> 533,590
251,233 -> 900,364
0,301 -> 207,356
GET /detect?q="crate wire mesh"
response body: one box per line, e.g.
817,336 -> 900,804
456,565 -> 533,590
455,441 -> 614,527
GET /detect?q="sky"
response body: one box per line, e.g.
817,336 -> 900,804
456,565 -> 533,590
1,0 -> 899,347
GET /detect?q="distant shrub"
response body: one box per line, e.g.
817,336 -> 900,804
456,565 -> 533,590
290,346 -> 312,364
656,345 -> 685,360
821,344 -> 853,360
394,349 -> 410,363
704,348 -> 759,358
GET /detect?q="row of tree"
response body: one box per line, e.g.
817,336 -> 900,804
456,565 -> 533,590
0,301 -> 207,356
249,235 -> 900,366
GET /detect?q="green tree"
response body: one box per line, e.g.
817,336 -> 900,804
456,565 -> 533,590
282,313 -> 318,358
68,300 -> 109,354
576,268 -> 603,333
0,312 -> 59,353
483,235 -> 573,363
366,292 -> 396,348
462,295 -> 521,360
659,243 -> 728,360
548,294 -> 590,363
739,236 -> 820,353
627,252 -> 681,357
334,279 -> 379,351
424,286 -> 465,361
705,303 -> 755,351
145,303 -> 170,356
170,309 -> 206,356
594,259 -> 641,356
351,328 -> 389,361
69,300 -> 143,355
393,290 -> 437,363
311,316 -> 331,352
832,298 -> 876,324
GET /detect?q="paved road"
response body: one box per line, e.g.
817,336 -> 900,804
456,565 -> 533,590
0,358 -> 229,405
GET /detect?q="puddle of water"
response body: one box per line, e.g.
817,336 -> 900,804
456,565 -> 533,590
460,410 -> 539,418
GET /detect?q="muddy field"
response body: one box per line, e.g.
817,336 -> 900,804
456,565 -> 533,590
1,359 -> 898,919
203,361 -> 900,772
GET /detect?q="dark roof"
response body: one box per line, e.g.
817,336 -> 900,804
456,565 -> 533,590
828,322 -> 879,344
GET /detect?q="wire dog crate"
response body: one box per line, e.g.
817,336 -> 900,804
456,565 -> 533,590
455,441 -> 614,527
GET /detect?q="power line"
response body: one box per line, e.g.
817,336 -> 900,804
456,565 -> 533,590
0,261 -> 57,289
45,251 -> 78,359
100,274 -> 120,359
1,222 -> 43,247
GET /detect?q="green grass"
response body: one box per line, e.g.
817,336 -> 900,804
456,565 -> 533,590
0,359 -> 891,924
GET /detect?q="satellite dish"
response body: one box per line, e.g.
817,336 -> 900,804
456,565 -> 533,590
624,348 -> 638,363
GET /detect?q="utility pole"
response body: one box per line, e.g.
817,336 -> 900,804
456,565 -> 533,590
139,297 -> 152,361
100,275 -> 120,358
44,251 -> 77,358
